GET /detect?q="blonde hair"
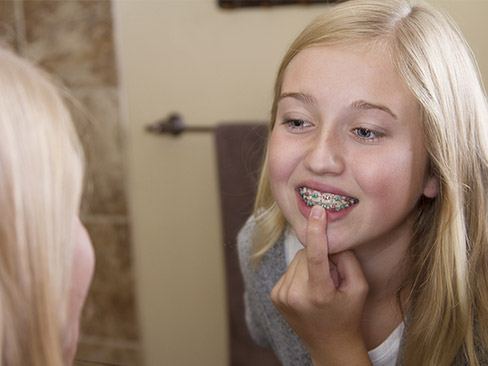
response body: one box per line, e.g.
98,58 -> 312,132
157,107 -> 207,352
253,0 -> 488,364
0,48 -> 84,365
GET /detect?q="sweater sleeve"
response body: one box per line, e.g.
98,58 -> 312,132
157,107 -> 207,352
237,216 -> 271,348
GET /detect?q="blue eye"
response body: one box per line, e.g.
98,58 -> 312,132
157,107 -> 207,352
352,127 -> 381,141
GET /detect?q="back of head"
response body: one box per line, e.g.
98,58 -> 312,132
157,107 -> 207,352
254,0 -> 488,364
0,48 -> 84,365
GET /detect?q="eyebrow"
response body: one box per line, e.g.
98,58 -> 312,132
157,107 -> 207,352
350,100 -> 397,119
279,92 -> 317,105
279,93 -> 398,120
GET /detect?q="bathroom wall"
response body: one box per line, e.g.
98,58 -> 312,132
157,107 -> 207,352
0,2 -> 141,365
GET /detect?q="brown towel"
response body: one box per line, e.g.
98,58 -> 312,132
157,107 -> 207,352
215,123 -> 280,366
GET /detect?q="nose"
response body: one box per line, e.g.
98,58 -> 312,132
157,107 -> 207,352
303,130 -> 345,175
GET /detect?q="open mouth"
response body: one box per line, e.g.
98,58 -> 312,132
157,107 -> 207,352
298,187 -> 359,212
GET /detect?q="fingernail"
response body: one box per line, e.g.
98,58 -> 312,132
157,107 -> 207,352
310,205 -> 324,219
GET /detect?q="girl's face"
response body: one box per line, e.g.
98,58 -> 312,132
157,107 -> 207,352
268,44 -> 438,254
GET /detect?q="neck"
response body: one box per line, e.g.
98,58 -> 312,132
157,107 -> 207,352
353,221 -> 413,349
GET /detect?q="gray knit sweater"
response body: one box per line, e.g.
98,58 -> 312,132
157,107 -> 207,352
237,216 -> 476,366
237,217 -> 312,366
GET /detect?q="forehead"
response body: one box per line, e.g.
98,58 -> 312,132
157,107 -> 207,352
281,44 -> 418,117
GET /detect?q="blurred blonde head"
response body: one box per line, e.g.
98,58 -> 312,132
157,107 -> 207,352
0,48 -> 84,365
253,0 -> 488,364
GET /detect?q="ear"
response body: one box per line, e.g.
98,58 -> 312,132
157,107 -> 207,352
423,174 -> 439,198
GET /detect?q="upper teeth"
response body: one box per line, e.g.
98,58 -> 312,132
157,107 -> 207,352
299,187 -> 358,212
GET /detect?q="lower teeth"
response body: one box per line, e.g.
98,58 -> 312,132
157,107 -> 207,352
299,187 -> 358,212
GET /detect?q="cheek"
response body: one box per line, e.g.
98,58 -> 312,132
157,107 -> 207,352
267,135 -> 298,186
357,169 -> 396,205
268,154 -> 291,186
355,149 -> 425,207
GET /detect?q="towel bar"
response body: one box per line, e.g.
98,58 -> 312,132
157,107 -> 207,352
146,113 -> 214,136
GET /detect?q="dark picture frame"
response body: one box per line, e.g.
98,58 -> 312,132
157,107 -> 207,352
219,0 -> 341,8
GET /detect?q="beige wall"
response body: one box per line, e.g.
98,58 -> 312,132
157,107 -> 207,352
114,1 -> 488,365
431,0 -> 488,84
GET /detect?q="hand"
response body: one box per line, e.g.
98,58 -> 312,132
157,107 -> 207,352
270,205 -> 371,366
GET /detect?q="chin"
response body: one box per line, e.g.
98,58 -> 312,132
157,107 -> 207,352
326,242 -> 345,255
327,232 -> 355,254
295,227 -> 352,254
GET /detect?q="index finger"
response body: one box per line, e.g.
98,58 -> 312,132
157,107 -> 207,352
306,205 -> 334,291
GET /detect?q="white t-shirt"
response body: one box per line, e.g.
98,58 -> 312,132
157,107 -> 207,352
283,231 -> 404,366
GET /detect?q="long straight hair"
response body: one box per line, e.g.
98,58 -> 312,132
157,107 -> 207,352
0,48 -> 84,365
252,0 -> 488,364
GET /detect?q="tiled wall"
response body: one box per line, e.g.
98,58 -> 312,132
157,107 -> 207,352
0,1 -> 141,365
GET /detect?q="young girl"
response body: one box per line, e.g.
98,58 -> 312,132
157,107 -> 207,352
0,47 -> 94,365
238,0 -> 488,365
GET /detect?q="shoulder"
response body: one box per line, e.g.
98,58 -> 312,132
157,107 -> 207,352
237,215 -> 256,251
237,215 -> 288,282
237,215 -> 257,273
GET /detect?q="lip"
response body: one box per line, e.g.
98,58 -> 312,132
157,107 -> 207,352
295,181 -> 358,222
